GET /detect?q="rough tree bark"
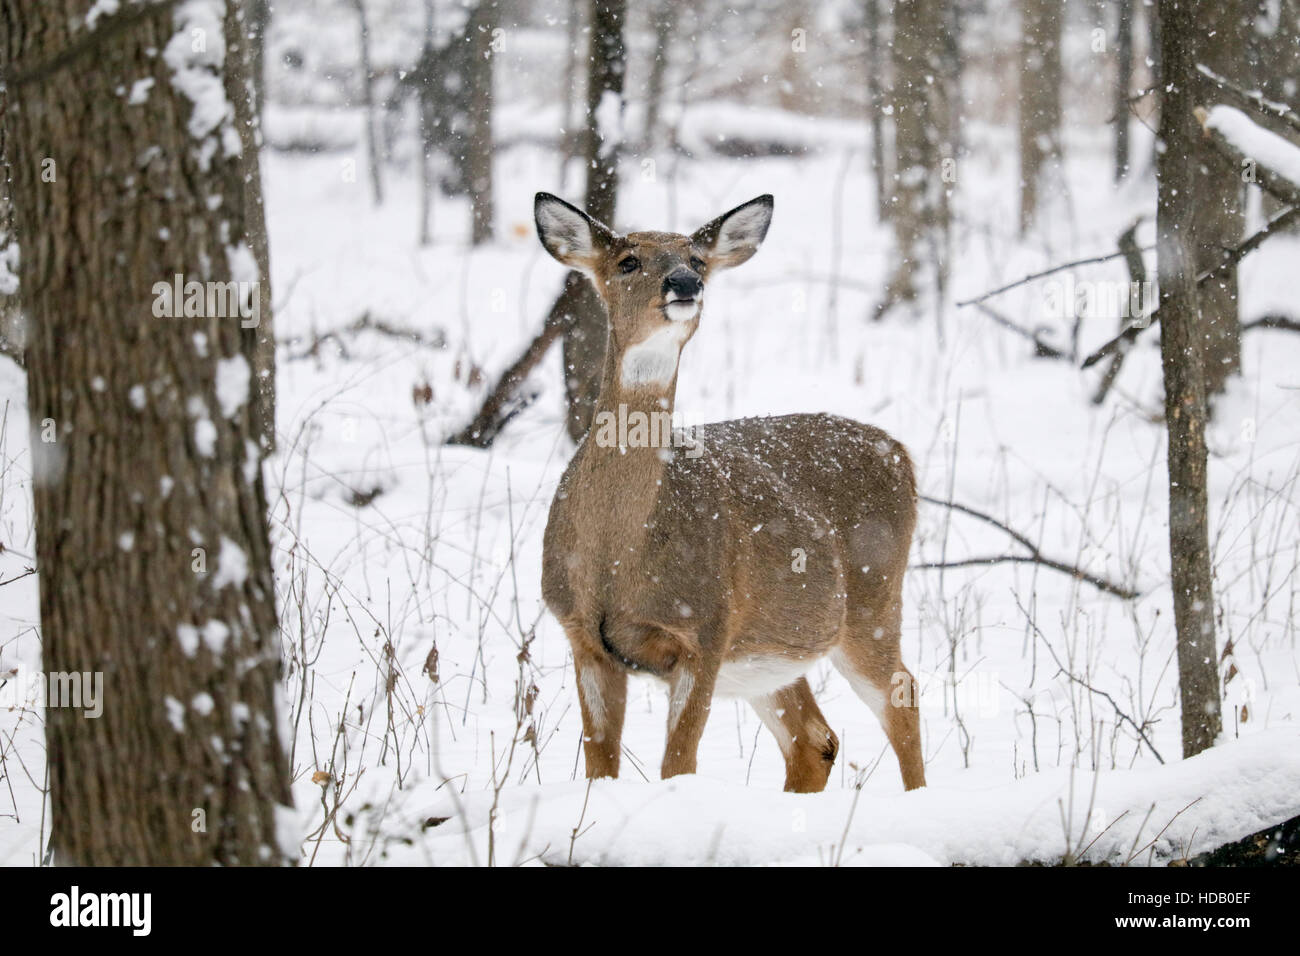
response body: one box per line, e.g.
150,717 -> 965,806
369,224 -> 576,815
1,0 -> 294,864
1191,2 -> 1247,397
865,0 -> 890,222
557,0 -> 583,186
417,0 -> 437,246
940,0 -> 962,179
349,0 -> 384,205
1114,0 -> 1134,181
247,0 -> 270,119
467,0 -> 496,245
1155,0 -> 1223,760
227,1 -> 275,452
0,81 -> 21,364
876,0 -> 950,321
641,0 -> 675,151
560,0 -> 624,442
1018,0 -> 1062,234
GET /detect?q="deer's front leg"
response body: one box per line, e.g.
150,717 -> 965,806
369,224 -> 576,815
573,645 -> 627,779
662,653 -> 721,780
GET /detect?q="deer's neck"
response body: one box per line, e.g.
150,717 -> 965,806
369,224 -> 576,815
573,325 -> 686,539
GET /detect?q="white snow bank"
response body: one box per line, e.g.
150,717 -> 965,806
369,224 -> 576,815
260,105 -> 362,153
410,727 -> 1300,866
676,102 -> 866,156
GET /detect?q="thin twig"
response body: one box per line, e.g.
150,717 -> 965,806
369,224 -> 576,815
972,303 -> 1069,359
1243,314 -> 1300,334
915,495 -> 1139,599
1129,797 -> 1203,866
1015,594 -> 1165,764
957,246 -> 1154,308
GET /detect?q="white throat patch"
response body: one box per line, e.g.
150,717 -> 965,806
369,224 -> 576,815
620,323 -> 690,389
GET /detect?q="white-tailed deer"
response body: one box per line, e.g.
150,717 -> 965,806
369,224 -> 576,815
536,192 -> 925,792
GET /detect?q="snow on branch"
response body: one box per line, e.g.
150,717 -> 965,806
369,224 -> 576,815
1197,105 -> 1300,207
1195,64 -> 1300,138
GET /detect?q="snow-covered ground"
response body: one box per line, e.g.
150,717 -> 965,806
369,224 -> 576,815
2,102 -> 1298,866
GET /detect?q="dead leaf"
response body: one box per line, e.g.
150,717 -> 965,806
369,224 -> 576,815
423,644 -> 440,685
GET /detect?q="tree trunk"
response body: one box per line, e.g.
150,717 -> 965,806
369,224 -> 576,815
1018,0 -> 1062,234
1114,0 -> 1133,181
876,0 -> 950,321
1191,3 -> 1247,396
1149,0 -> 1162,103
350,0 -> 384,205
467,1 -> 496,245
248,0 -> 270,120
415,0 -> 437,247
641,0 -> 675,151
228,1 -> 276,452
1,0 -> 294,864
940,0 -> 963,176
581,0 -> 623,230
557,0 -> 583,188
561,0 -> 624,442
865,0 -> 890,222
0,80 -> 22,365
1155,0 -> 1223,760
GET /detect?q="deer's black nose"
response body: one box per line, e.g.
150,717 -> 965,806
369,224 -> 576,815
663,269 -> 702,299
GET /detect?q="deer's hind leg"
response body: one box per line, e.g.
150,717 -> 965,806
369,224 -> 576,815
831,596 -> 926,791
749,677 -> 839,793
571,639 -> 628,780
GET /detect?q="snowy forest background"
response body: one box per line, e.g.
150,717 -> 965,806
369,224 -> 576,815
1,0 -> 1299,866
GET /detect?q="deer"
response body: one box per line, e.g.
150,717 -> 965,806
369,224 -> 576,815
535,191 -> 925,793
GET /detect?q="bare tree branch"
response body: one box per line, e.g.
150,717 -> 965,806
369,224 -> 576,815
1080,204 -> 1300,370
956,244 -> 1152,309
1243,314 -> 1300,334
279,311 -> 446,363
973,303 -> 1071,359
1091,218 -> 1147,404
447,271 -> 588,448
914,495 -> 1139,599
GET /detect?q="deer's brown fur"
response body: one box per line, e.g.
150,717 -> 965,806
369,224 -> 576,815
536,192 -> 924,792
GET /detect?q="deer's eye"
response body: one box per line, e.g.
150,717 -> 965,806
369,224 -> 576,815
689,256 -> 706,272
618,256 -> 640,274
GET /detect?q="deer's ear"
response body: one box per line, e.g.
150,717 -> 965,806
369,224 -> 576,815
535,193 -> 613,272
691,195 -> 773,271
